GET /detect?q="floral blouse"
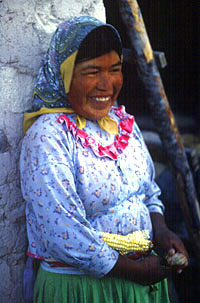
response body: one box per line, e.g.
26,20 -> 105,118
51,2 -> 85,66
20,106 -> 164,278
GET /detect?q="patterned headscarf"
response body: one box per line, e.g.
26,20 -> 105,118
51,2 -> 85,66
24,16 -> 122,133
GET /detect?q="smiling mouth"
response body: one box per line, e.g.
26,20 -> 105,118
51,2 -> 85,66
91,96 -> 111,102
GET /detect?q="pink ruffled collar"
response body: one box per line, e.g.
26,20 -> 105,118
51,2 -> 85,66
57,106 -> 134,160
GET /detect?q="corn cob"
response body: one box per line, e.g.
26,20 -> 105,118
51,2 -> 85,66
101,230 -> 153,255
165,252 -> 187,266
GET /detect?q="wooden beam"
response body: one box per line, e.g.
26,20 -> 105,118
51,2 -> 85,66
123,48 -> 167,69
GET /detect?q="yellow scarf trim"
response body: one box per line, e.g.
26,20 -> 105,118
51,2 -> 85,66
60,51 -> 78,94
24,107 -> 118,135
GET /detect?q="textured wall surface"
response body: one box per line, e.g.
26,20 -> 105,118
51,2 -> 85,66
0,1 -> 105,302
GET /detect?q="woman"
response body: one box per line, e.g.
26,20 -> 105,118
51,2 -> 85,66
20,16 -> 188,303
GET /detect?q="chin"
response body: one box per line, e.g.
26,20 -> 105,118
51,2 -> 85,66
83,109 -> 110,121
89,113 -> 108,120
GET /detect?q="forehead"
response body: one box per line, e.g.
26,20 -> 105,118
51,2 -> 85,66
75,51 -> 121,71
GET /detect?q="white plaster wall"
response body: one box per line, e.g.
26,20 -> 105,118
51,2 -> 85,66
0,1 -> 105,302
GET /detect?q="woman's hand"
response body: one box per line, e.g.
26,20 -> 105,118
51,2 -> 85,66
132,254 -> 171,285
109,213 -> 188,285
109,254 -> 171,286
154,228 -> 188,273
150,212 -> 188,273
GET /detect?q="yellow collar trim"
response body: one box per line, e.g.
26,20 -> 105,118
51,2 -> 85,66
24,107 -> 118,135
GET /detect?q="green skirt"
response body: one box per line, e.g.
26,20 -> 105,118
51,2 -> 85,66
34,267 -> 170,303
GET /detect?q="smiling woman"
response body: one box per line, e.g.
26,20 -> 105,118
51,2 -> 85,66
20,15 -> 188,303
67,51 -> 123,120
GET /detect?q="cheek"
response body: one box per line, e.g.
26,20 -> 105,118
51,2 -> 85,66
115,75 -> 123,92
76,78 -> 95,97
68,80 -> 86,103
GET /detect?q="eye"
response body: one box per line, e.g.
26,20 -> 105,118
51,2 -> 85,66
88,71 -> 98,75
111,67 -> 122,73
82,70 -> 99,77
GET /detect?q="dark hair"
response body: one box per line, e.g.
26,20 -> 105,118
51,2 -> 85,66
75,25 -> 122,64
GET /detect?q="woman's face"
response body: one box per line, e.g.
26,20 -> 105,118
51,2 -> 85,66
67,51 -> 123,120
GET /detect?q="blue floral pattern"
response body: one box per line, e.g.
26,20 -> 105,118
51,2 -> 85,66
20,107 -> 164,278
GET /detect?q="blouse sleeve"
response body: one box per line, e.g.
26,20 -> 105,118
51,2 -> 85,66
20,114 -> 119,278
133,121 -> 165,215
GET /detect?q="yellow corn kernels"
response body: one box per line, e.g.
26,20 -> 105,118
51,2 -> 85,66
102,230 -> 153,255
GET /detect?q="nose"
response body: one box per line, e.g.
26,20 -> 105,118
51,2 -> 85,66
96,72 -> 113,91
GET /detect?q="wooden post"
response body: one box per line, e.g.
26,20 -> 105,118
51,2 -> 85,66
115,0 -> 200,259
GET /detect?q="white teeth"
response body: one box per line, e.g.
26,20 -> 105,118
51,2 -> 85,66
95,97 -> 110,102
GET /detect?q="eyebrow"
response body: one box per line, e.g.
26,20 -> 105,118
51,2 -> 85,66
80,61 -> 122,72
